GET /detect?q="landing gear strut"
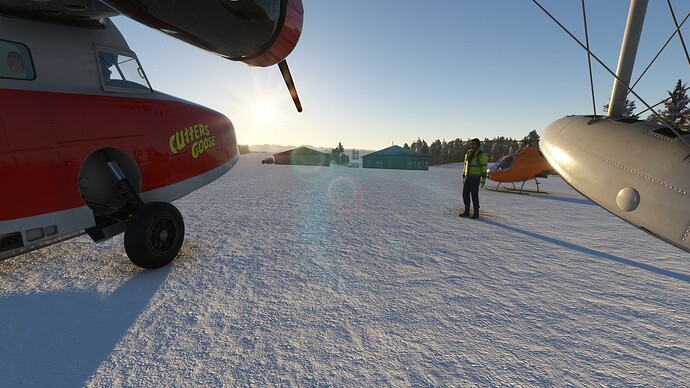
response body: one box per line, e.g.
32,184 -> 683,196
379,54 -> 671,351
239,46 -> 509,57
98,149 -> 185,268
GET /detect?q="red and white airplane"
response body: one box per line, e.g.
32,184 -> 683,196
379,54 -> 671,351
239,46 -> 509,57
0,0 -> 303,268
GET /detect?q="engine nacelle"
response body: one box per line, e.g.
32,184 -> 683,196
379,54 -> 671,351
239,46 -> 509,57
102,0 -> 303,66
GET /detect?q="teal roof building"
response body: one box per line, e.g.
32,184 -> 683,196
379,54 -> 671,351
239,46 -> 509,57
362,145 -> 428,171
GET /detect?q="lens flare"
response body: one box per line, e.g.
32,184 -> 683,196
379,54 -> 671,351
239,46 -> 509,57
327,176 -> 363,212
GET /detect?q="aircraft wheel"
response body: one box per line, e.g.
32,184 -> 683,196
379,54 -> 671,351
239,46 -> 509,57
124,202 -> 185,269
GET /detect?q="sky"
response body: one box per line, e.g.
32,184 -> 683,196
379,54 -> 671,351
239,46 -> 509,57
114,1 -> 689,150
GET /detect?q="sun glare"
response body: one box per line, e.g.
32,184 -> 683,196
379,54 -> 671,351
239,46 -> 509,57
253,101 -> 273,119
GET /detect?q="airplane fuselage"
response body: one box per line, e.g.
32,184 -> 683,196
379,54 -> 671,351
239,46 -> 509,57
0,16 -> 238,260
540,115 -> 690,253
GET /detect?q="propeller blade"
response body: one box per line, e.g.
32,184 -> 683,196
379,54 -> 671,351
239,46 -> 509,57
278,60 -> 302,112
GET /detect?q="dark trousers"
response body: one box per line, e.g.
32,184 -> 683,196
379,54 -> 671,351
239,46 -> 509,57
463,175 -> 481,210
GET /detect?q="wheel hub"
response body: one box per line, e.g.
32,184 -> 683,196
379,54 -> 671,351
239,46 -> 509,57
149,216 -> 176,255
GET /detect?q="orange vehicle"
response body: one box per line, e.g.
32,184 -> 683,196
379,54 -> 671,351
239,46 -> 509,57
487,146 -> 552,194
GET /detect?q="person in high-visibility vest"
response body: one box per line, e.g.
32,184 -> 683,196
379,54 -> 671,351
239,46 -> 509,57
460,138 -> 488,219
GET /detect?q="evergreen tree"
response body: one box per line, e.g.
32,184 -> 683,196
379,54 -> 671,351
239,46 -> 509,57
447,140 -> 457,163
429,139 -> 442,165
652,79 -> 690,131
403,143 -> 410,150
420,140 -> 429,155
520,130 -> 540,148
414,138 -> 423,153
603,98 -> 638,118
339,153 -> 350,165
440,139 -> 448,164
331,142 -> 346,164
488,137 -> 512,162
451,138 -> 464,163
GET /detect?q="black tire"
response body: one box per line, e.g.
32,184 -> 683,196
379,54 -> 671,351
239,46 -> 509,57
124,202 -> 185,269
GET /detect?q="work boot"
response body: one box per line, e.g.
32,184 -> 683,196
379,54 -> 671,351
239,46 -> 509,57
459,207 -> 470,217
471,209 -> 479,219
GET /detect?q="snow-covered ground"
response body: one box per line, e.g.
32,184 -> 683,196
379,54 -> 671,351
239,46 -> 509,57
2,152 -> 690,386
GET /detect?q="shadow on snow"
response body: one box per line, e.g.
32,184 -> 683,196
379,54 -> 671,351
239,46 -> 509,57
0,266 -> 171,386
484,219 -> 690,284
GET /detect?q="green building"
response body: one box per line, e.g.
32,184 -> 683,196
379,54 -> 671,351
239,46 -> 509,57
273,146 -> 330,166
362,145 -> 428,171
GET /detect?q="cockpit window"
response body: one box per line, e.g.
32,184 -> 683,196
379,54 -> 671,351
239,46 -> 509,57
0,40 -> 35,80
95,46 -> 152,92
490,155 -> 514,172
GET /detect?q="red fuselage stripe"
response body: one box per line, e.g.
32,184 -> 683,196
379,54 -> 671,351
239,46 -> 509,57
0,89 -> 237,220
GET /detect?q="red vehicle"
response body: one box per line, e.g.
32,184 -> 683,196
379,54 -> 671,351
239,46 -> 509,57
0,0 -> 303,268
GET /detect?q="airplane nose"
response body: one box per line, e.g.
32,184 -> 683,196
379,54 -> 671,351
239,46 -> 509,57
539,116 -> 580,178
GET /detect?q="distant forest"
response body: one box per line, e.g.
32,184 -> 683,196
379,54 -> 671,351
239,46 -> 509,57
312,130 -> 541,166
240,131 -> 541,166
402,130 -> 541,166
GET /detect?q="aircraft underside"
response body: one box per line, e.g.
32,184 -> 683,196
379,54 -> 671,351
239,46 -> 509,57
541,115 -> 690,253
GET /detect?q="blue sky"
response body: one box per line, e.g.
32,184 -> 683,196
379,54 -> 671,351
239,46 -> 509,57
115,0 -> 689,150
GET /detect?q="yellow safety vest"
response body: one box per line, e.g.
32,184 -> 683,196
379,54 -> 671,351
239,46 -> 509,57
463,149 -> 488,176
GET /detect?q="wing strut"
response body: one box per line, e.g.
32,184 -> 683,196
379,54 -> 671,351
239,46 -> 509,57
608,0 -> 648,117
666,0 -> 690,66
532,0 -> 690,146
278,60 -> 303,112
581,0 -> 597,116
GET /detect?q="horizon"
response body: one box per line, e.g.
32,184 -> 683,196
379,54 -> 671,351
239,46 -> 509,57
245,130 -> 540,153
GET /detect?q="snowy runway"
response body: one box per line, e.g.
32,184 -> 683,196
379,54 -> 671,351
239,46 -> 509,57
2,153 -> 689,386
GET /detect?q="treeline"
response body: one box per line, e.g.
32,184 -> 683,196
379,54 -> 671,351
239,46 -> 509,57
605,79 -> 689,130
403,130 -> 541,165
330,142 -> 351,165
645,79 -> 689,130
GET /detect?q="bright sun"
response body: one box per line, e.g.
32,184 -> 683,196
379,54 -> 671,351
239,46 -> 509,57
253,101 -> 273,119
